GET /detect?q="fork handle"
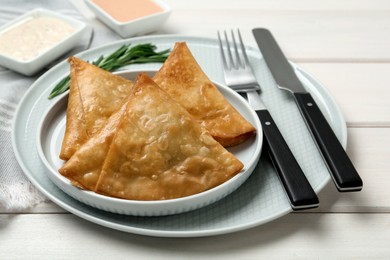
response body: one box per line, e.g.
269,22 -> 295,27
256,109 -> 319,210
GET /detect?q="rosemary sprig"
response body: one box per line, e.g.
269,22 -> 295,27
48,43 -> 170,99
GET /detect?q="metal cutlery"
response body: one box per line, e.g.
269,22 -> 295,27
252,28 -> 363,192
218,29 -> 319,210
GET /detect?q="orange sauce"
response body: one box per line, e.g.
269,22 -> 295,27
92,0 -> 164,22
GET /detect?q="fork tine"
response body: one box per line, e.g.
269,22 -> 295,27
231,29 -> 243,68
218,29 -> 261,92
237,29 -> 250,67
223,30 -> 236,69
217,31 -> 229,70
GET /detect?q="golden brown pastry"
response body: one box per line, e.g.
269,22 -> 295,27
59,57 -> 133,160
59,74 -> 89,161
153,42 -> 256,147
94,73 -> 244,200
59,101 -> 128,190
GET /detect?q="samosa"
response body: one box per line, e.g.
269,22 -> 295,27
153,42 -> 255,147
96,74 -> 244,200
60,74 -> 244,200
59,57 -> 133,160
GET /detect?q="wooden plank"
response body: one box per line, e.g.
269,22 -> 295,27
297,63 -> 390,126
308,128 -> 390,213
163,0 -> 390,11
1,213 -> 389,258
0,201 -> 66,214
72,0 -> 390,12
70,0 -> 390,61
1,1 -> 388,259
159,11 -> 390,62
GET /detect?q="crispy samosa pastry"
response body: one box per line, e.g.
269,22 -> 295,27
59,57 -> 133,160
59,101 -> 128,190
95,73 -> 244,200
153,42 -> 255,147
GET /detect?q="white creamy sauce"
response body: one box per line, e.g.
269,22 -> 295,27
0,16 -> 75,61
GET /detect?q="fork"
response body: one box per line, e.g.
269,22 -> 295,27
218,29 -> 319,210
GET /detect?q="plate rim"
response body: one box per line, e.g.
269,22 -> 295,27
12,34 -> 345,237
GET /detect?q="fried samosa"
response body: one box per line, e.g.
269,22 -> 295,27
153,42 -> 255,147
92,73 -> 243,200
59,101 -> 128,190
59,57 -> 133,160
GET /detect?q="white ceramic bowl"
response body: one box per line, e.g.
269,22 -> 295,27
0,8 -> 88,76
36,70 -> 262,216
84,0 -> 171,38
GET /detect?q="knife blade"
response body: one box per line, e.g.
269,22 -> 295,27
252,28 -> 363,192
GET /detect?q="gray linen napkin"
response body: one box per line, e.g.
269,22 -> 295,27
0,0 -> 121,210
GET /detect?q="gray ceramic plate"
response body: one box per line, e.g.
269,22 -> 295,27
12,35 -> 347,237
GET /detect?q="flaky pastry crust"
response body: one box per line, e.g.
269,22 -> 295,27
96,74 -> 244,200
153,42 -> 256,147
59,57 -> 133,160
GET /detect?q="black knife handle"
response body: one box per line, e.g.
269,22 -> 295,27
293,92 -> 363,192
257,109 -> 319,209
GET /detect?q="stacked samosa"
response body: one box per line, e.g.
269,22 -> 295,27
59,42 -> 256,200
60,57 -> 134,160
153,42 -> 255,147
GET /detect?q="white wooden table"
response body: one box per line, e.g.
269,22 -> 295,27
1,0 -> 390,258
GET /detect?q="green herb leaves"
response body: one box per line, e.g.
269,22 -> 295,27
48,43 -> 169,99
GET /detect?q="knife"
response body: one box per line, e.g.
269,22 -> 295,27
252,28 -> 363,192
